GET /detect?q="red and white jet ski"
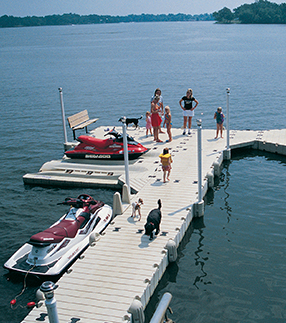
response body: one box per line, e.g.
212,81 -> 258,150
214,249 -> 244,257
65,128 -> 148,160
4,194 -> 112,277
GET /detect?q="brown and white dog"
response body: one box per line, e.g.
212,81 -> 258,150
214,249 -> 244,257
131,198 -> 143,221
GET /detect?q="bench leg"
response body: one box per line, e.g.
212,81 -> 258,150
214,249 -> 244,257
85,126 -> 88,134
73,130 -> 76,140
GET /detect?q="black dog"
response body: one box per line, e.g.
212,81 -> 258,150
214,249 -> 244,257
144,199 -> 162,240
118,116 -> 142,128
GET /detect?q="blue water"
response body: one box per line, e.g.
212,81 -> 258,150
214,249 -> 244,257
0,21 -> 286,322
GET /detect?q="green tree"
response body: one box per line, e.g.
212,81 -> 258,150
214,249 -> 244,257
213,7 -> 235,23
213,0 -> 286,24
234,0 -> 283,24
280,3 -> 286,23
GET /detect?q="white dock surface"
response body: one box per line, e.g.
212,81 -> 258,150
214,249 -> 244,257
22,127 -> 286,323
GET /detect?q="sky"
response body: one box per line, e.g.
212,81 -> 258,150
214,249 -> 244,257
0,0 -> 284,17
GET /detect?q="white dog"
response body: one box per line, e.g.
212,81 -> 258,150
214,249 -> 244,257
131,198 -> 143,221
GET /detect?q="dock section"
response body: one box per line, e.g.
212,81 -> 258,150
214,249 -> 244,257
23,127 -> 286,191
22,127 -> 286,323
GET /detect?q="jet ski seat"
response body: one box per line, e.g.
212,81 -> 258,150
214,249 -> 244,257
29,200 -> 104,246
29,219 -> 82,245
78,135 -> 114,149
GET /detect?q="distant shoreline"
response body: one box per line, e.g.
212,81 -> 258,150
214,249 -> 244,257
2,1 -> 286,28
0,13 -> 214,28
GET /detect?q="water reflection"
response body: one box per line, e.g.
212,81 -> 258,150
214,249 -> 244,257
206,161 -> 232,222
193,228 -> 208,289
221,163 -> 232,223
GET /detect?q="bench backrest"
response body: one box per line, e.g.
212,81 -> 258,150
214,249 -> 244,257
68,110 -> 89,128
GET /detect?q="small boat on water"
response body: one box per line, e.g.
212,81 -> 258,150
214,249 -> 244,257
4,194 -> 112,277
65,128 -> 148,160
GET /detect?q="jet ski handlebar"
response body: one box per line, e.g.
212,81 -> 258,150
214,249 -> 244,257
104,128 -> 136,142
104,127 -> 120,138
57,194 -> 97,208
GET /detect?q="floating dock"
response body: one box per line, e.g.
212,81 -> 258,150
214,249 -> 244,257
23,127 -> 286,191
22,127 -> 286,323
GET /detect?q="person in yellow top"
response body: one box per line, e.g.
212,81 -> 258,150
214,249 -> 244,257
159,148 -> 173,183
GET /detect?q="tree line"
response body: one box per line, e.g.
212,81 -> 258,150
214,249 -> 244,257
213,0 -> 286,23
0,13 -> 213,28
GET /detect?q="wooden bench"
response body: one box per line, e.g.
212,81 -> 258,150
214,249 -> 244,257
67,110 -> 98,140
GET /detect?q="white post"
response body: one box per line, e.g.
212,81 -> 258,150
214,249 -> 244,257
122,183 -> 131,204
226,88 -> 230,150
58,87 -> 68,144
122,119 -> 130,194
149,293 -> 172,323
223,88 -> 231,160
40,281 -> 60,323
194,119 -> 204,217
128,299 -> 144,323
113,192 -> 123,216
196,119 -> 203,203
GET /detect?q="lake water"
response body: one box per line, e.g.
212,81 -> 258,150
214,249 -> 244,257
0,21 -> 285,323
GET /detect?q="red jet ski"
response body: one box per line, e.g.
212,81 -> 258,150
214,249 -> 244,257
65,128 -> 148,160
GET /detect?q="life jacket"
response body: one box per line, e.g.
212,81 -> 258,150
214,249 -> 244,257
159,153 -> 172,166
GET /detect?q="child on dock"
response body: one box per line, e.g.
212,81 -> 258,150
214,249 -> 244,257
163,106 -> 172,142
214,107 -> 225,139
159,148 -> 173,183
145,111 -> 152,137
